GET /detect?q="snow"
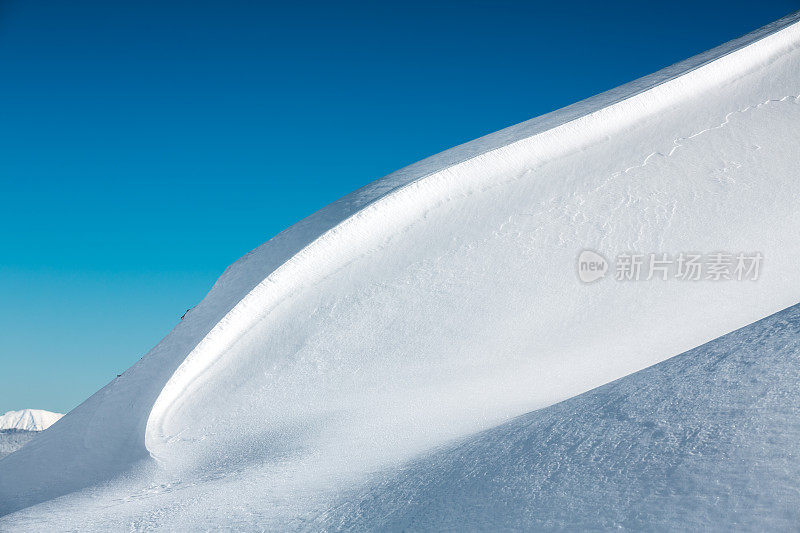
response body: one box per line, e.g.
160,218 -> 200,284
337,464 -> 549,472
322,302 -> 800,531
2,11 -> 800,529
0,410 -> 62,432
0,432 -> 39,461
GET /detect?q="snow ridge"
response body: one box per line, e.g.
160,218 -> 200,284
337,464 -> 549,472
145,12 -> 800,447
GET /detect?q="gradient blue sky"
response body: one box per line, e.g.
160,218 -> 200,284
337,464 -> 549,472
1,0 -> 797,413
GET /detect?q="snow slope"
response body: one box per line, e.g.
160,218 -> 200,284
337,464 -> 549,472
0,410 -> 62,432
2,12 -> 800,528
322,302 -> 800,531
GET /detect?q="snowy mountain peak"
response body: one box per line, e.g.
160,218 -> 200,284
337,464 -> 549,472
0,409 -> 63,432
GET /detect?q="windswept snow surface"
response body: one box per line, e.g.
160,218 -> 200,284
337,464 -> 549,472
2,12 -> 800,529
322,302 -> 800,531
0,410 -> 62,432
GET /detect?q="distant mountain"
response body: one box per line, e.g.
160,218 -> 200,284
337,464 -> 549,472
0,409 -> 63,432
0,410 -> 63,459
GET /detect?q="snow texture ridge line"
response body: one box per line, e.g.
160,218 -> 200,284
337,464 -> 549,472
612,94 -> 800,176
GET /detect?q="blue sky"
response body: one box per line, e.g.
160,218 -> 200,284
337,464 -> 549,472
1,0 -> 797,413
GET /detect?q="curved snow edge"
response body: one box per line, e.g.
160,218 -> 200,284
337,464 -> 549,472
145,14 -> 800,447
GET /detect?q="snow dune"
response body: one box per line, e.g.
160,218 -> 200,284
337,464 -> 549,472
2,12 -> 800,528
